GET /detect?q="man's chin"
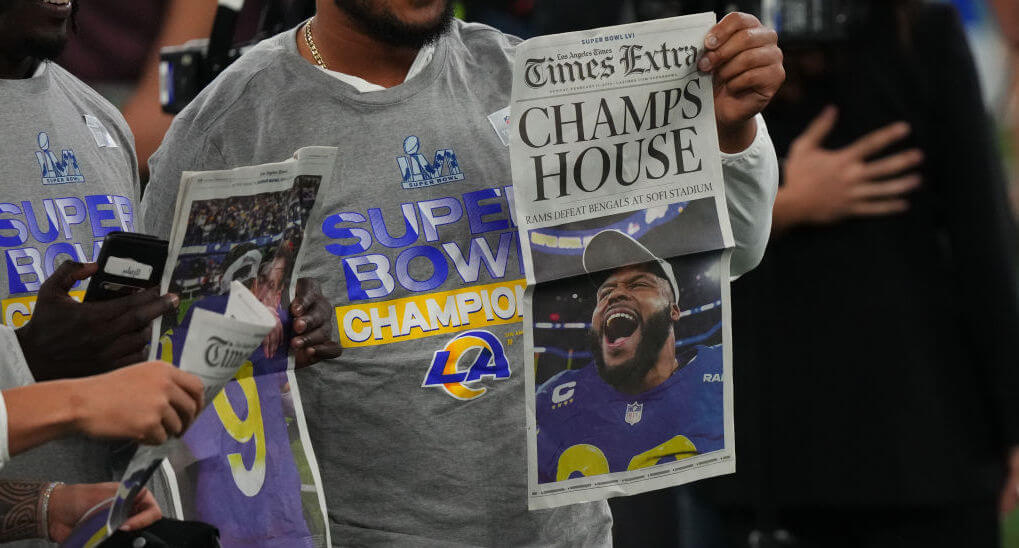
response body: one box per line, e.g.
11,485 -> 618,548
334,0 -> 453,49
400,0 -> 450,24
25,32 -> 68,60
600,359 -> 633,378
595,357 -> 644,391
602,344 -> 636,368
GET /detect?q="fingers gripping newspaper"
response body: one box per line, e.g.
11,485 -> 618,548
509,13 -> 737,509
61,148 -> 337,547
61,282 -> 278,548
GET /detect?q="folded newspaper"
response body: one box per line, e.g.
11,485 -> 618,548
62,147 -> 338,548
61,281 -> 277,547
509,13 -> 737,509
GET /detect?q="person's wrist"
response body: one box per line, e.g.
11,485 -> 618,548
63,379 -> 91,436
773,187 -> 810,229
38,481 -> 62,541
717,116 -> 758,154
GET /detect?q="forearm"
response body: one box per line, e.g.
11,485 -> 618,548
718,116 -> 758,154
3,381 -> 80,456
721,114 -> 779,277
0,480 -> 49,542
123,0 -> 218,176
770,186 -> 808,236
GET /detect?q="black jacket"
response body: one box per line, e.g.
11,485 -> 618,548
702,4 -> 1019,507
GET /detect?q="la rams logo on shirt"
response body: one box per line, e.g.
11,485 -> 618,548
396,135 -> 464,189
35,132 -> 85,185
422,330 -> 510,400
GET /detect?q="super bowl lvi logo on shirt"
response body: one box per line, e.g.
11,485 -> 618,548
35,131 -> 85,185
396,135 -> 465,189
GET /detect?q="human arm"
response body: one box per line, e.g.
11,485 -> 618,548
721,114 -> 779,278
696,12 -> 784,276
120,0 -> 218,179
2,360 -> 204,454
1003,447 -> 1019,514
989,0 -> 1019,49
0,481 -> 160,543
14,261 -> 179,381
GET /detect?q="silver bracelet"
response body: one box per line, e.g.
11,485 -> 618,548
38,481 -> 62,541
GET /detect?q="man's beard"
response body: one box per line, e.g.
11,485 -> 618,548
589,305 -> 673,392
332,0 -> 453,49
24,27 -> 71,60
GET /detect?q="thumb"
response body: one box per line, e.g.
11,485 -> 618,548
43,261 -> 98,294
795,105 -> 838,150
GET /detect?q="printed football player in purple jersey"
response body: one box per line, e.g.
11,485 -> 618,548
536,230 -> 724,483
165,242 -> 314,547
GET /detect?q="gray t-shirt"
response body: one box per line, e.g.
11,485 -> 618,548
144,21 -> 777,547
0,61 -> 141,547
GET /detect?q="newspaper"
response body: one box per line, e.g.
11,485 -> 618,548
145,146 -> 337,547
59,148 -> 338,547
61,282 -> 277,548
509,13 -> 737,509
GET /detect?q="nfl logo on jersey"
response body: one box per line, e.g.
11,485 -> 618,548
624,402 -> 644,426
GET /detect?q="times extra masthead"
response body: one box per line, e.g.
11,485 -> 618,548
522,42 -> 699,90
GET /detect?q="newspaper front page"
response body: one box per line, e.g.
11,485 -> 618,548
149,147 -> 336,547
509,13 -> 737,509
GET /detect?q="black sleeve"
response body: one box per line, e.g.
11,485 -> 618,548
926,5 -> 1019,451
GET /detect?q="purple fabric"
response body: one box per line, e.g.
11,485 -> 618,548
165,294 -> 314,548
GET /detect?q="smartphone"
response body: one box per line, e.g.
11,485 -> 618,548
83,232 -> 169,302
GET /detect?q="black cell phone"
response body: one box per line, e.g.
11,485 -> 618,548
83,232 -> 169,302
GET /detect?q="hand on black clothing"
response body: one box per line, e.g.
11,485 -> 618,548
14,261 -> 179,381
774,106 -> 924,232
700,12 -> 785,153
290,277 -> 342,368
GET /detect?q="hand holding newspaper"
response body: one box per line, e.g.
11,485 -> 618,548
61,147 -> 337,548
62,282 -> 277,548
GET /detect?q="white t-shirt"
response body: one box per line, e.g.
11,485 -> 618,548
0,327 -> 25,468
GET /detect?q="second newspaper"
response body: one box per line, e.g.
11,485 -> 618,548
151,147 -> 336,547
509,12 -> 736,509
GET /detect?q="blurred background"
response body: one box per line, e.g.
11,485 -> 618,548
55,0 -> 1019,546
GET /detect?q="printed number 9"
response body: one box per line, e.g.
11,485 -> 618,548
213,361 -> 267,497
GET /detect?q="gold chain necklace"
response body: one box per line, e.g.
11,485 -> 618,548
304,19 -> 327,70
